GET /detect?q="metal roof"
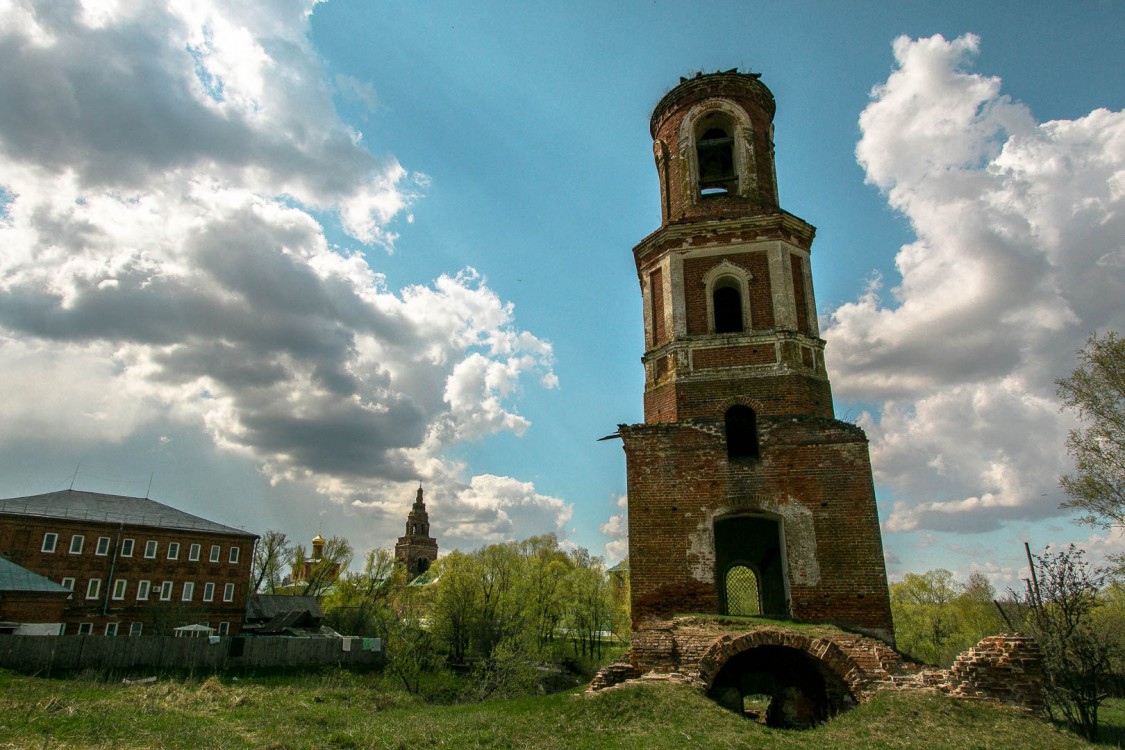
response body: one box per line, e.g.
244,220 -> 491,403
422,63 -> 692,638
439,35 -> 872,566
0,556 -> 71,594
0,489 -> 257,538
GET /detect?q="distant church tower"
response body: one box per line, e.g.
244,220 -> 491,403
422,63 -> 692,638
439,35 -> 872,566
394,486 -> 438,577
622,72 -> 894,642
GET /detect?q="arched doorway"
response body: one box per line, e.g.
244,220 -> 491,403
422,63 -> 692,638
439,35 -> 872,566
714,515 -> 788,618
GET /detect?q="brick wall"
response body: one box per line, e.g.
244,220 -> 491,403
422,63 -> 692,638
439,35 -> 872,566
0,515 -> 255,635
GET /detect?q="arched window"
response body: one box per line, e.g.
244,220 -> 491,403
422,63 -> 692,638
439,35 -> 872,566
713,280 -> 743,333
725,405 -> 759,459
695,113 -> 737,196
725,565 -> 761,616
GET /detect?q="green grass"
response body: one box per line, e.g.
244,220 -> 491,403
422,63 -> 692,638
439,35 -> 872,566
1,668 -> 1120,749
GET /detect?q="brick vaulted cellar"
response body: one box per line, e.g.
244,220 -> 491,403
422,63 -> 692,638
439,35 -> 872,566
595,72 -> 1045,726
622,71 -> 894,642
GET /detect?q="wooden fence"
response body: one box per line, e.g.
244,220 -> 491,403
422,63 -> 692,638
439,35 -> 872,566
0,635 -> 382,675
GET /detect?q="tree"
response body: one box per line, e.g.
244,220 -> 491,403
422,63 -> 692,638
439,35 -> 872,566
1056,332 -> 1125,556
1015,545 -> 1120,742
296,535 -> 353,596
250,530 -> 293,594
321,548 -> 397,635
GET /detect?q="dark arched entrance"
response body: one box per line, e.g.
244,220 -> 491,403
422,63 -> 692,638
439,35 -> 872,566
714,515 -> 788,617
706,645 -> 855,728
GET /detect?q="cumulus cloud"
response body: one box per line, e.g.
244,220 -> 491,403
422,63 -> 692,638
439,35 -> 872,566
826,34 -> 1125,536
0,0 -> 564,547
600,494 -> 628,563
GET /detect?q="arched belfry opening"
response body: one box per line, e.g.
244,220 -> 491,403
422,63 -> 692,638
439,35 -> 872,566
695,112 -> 737,196
715,515 -> 788,618
725,405 -> 759,459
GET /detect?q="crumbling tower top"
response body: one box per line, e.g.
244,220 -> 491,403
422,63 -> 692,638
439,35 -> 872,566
649,71 -> 780,226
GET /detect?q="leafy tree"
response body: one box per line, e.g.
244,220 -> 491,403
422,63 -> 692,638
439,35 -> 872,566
1015,545 -> 1120,742
250,530 -> 293,594
295,535 -> 353,596
1057,331 -> 1125,566
321,548 -> 396,635
429,550 -> 480,662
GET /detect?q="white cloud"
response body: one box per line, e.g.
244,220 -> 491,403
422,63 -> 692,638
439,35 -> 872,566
600,493 -> 628,563
826,34 -> 1125,534
0,0 -> 560,545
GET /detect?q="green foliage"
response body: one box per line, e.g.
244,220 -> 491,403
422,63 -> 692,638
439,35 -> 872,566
250,529 -> 293,594
890,569 -> 1006,666
1056,331 -> 1125,566
1014,545 -> 1122,742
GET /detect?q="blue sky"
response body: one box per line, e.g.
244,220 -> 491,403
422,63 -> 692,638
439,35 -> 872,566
0,1 -> 1122,590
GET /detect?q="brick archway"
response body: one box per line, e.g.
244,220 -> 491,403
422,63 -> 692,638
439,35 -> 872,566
696,629 -> 864,696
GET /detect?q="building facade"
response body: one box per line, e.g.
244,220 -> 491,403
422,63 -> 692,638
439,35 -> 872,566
621,72 -> 895,642
394,486 -> 438,578
0,490 -> 258,636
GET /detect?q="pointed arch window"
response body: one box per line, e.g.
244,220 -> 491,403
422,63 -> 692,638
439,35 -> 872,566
725,405 -> 760,459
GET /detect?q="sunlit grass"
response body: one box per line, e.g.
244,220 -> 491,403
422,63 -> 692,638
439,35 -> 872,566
0,668 -> 1118,749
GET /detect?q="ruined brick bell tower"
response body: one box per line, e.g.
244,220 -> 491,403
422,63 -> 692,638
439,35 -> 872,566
622,71 -> 894,643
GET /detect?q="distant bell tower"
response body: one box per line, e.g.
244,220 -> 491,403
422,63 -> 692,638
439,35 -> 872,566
394,486 -> 438,578
622,71 -> 894,643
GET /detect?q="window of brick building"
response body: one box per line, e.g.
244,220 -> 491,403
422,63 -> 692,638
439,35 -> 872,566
69,535 -> 85,555
713,283 -> 743,333
105,622 -> 119,637
203,582 -> 215,602
121,538 -> 134,557
695,113 -> 737,196
167,542 -> 180,560
725,405 -> 760,459
210,544 -> 221,563
62,577 -> 75,591
137,580 -> 151,600
95,536 -> 111,556
223,583 -> 235,602
129,622 -> 143,636
229,546 -> 239,564
86,578 -> 101,599
144,540 -> 158,558
218,622 -> 229,635
112,578 -> 127,600
182,581 -> 194,601
41,532 -> 58,553
188,543 -> 201,561
78,623 -> 93,635
159,581 -> 173,601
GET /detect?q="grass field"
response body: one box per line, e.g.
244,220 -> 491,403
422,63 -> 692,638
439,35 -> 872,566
1,668 -> 1121,750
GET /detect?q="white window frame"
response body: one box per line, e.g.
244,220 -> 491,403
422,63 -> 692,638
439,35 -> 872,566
203,582 -> 215,602
182,581 -> 194,602
121,538 -> 134,557
61,577 -> 75,591
112,578 -> 128,600
105,622 -> 118,637
223,583 -> 235,602
41,532 -> 58,553
228,546 -> 239,564
137,580 -> 151,601
77,622 -> 93,635
144,540 -> 158,559
129,622 -> 143,636
217,622 -> 229,635
159,581 -> 173,601
69,535 -> 85,555
188,543 -> 201,561
86,578 -> 101,600
95,536 -> 111,556
167,542 -> 180,560
209,544 -> 221,563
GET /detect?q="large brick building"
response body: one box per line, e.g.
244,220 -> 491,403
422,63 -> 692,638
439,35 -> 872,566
621,72 -> 894,643
0,490 -> 258,636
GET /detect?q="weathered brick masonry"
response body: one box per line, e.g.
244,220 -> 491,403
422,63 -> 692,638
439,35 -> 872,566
623,70 -> 893,643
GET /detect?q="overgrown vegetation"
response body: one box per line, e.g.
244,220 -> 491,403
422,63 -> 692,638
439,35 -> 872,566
0,668 -> 1118,750
889,568 -> 1008,666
